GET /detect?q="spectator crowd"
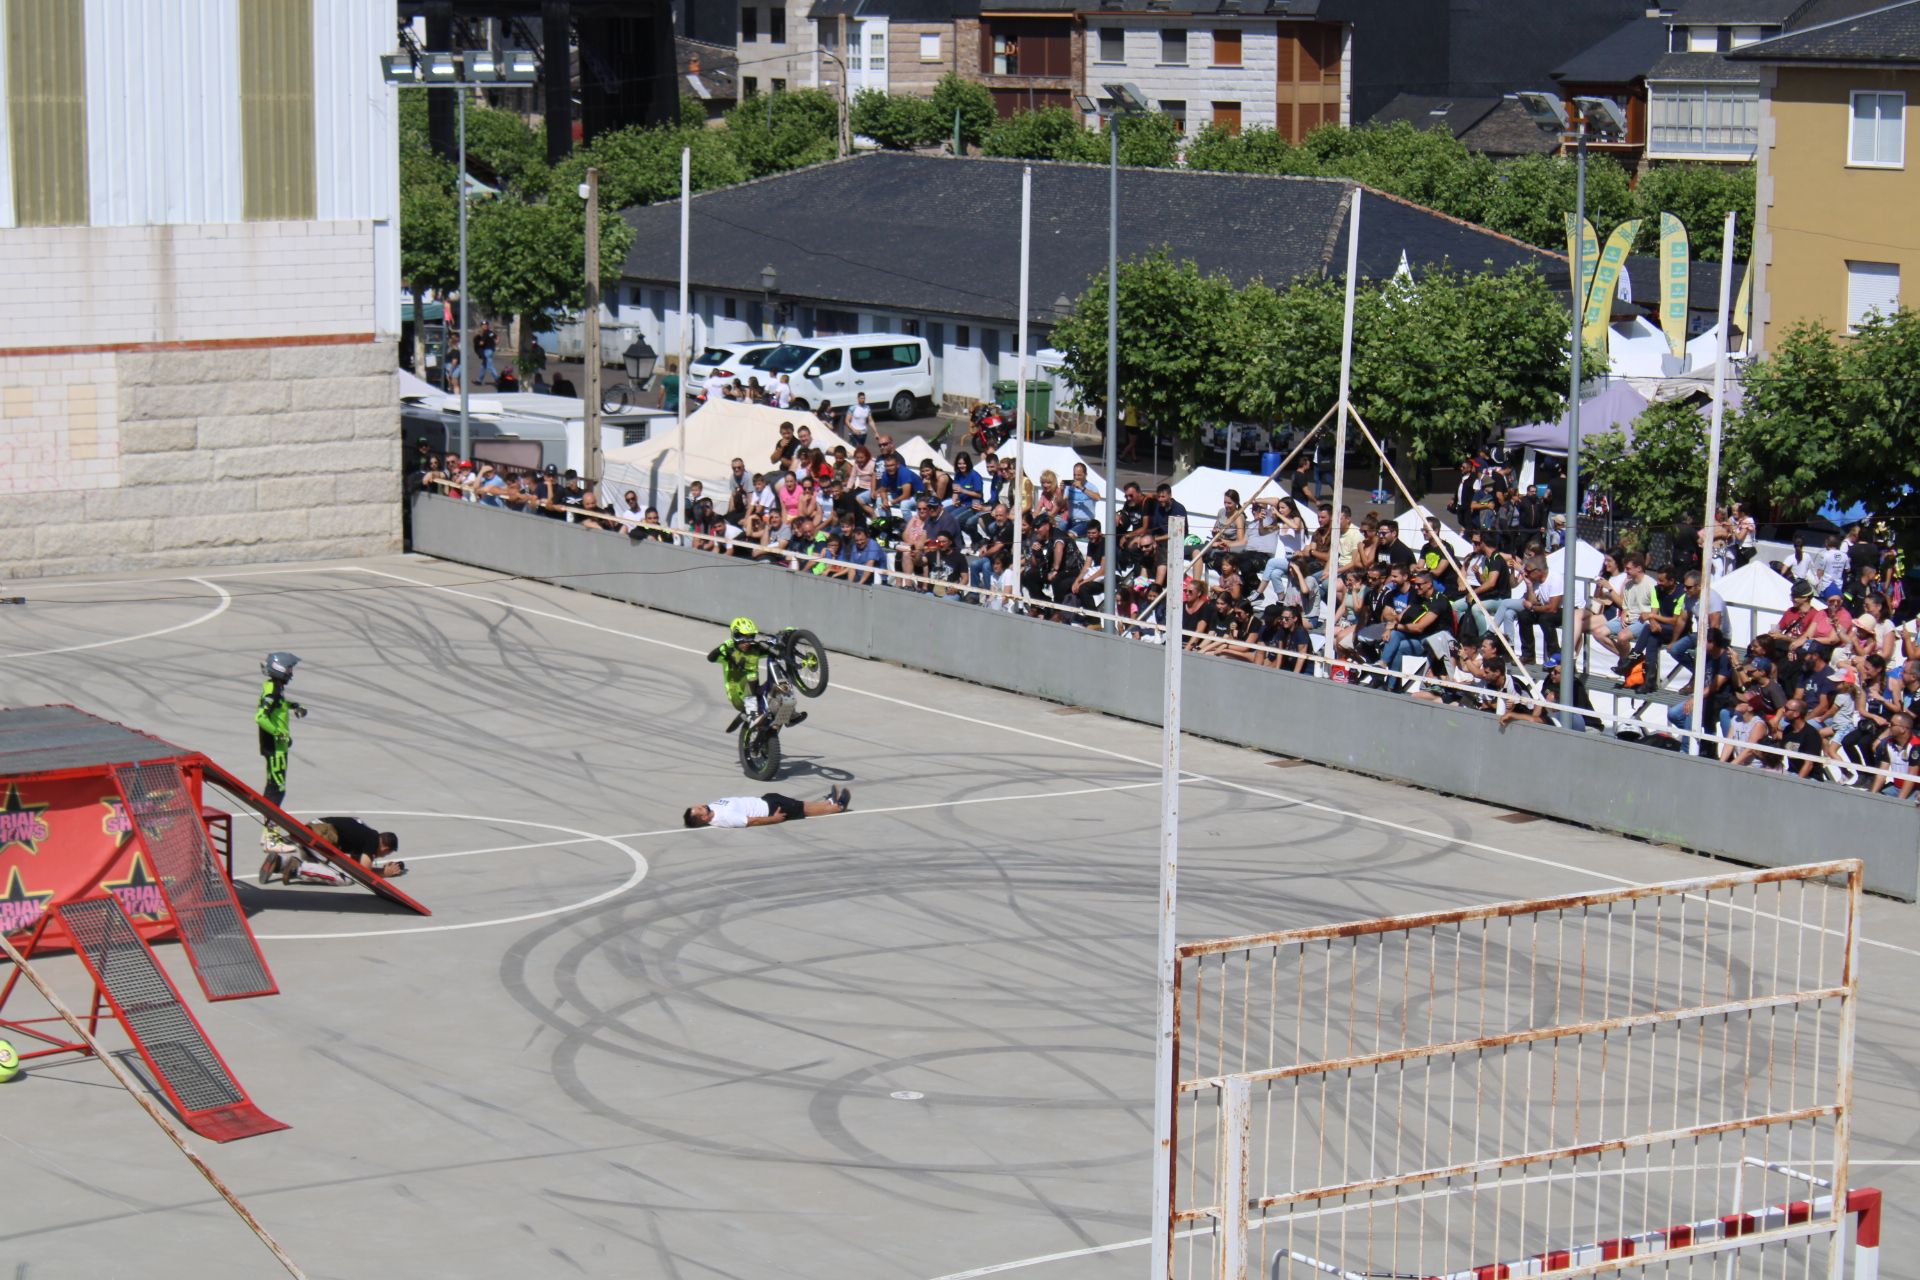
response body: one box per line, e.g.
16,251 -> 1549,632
412,428 -> 1920,799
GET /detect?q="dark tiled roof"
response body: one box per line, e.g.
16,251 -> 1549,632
811,0 -> 977,16
1646,50 -> 1765,80
1445,0 -> 1651,100
676,38 -> 738,100
1369,94 -> 1501,134
1553,16 -> 1670,83
617,152 -> 1559,323
1728,0 -> 1920,61
1459,98 -> 1562,156
1672,0 -> 1802,20
1622,255 -> 1744,316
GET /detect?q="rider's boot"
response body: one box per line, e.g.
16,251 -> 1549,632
788,710 -> 808,727
724,712 -> 743,734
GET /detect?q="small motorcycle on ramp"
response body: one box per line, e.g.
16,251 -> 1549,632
739,628 -> 830,780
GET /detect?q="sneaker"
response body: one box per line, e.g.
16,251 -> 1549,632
835,786 -> 852,811
789,710 -> 808,727
281,856 -> 303,886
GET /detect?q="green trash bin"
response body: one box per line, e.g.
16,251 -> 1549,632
991,379 -> 1056,436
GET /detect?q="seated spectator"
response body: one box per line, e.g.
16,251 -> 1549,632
924,533 -> 969,597
970,504 -> 1013,593
843,524 -> 887,584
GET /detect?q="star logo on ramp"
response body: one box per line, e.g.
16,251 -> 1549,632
0,784 -> 51,856
103,853 -> 166,923
0,866 -> 52,936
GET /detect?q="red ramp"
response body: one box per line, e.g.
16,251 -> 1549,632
58,895 -> 287,1142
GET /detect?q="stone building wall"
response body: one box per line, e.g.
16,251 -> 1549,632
0,220 -> 399,578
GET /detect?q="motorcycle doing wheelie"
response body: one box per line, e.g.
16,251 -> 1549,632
736,627 -> 831,780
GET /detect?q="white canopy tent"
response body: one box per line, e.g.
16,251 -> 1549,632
1171,467 -> 1265,540
997,440 -> 1106,496
895,435 -> 949,474
598,400 -> 853,520
1714,560 -> 1793,647
1394,505 -> 1470,557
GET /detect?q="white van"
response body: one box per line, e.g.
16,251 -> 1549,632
755,334 -> 934,420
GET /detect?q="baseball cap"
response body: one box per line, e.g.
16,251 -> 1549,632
1791,578 -> 1815,600
543,463 -> 559,475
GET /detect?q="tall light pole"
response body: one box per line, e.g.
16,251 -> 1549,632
1517,91 -> 1625,725
383,47 -> 539,465
817,48 -> 851,158
1083,83 -> 1150,628
582,166 -> 603,483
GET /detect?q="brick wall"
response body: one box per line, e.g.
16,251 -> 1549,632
1,341 -> 399,577
889,22 -> 957,95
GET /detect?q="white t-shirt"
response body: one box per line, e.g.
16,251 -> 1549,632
706,796 -> 771,828
846,401 -> 874,434
704,371 -> 729,399
773,380 -> 794,408
1821,547 -> 1849,590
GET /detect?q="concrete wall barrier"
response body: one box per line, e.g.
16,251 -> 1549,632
413,495 -> 1920,900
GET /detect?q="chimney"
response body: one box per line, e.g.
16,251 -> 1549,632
690,55 -> 702,73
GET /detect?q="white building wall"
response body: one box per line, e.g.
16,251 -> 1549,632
312,0 -> 400,337
1084,20 -> 1280,132
83,0 -> 244,228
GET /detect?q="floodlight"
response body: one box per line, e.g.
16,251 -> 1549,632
1512,91 -> 1569,133
502,49 -> 539,82
380,53 -> 419,84
1074,93 -> 1097,113
1573,96 -> 1628,139
422,52 -> 460,82
463,49 -> 501,81
1105,82 -> 1151,114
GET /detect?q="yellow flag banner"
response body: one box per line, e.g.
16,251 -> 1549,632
1582,219 -> 1641,351
1732,258 -> 1754,354
1565,213 -> 1599,313
1658,212 -> 1690,359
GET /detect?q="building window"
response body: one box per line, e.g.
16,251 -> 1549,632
1648,83 -> 1759,156
723,296 -> 737,320
771,77 -> 786,93
5,0 -> 89,227
1213,29 -> 1242,67
770,5 -> 786,42
1160,28 -> 1187,65
1847,261 -> 1900,330
868,29 -> 887,72
1160,99 -> 1187,133
1097,27 -> 1124,63
981,18 -> 1071,78
992,32 -> 1018,74
1850,91 -> 1905,167
956,324 -> 971,347
741,6 -> 757,41
744,75 -> 758,96
1213,101 -> 1242,135
1730,24 -> 1766,47
239,0 -> 317,221
920,33 -> 942,61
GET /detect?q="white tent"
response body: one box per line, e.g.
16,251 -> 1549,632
599,400 -> 853,519
895,435 -> 949,474
1171,467 -> 1273,539
994,440 -> 1106,496
1394,505 -> 1470,557
1714,560 -> 1793,647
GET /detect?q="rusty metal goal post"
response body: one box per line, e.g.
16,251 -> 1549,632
1167,861 -> 1867,1280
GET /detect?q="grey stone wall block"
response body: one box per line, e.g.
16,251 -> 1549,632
350,406 -> 400,438
299,375 -> 400,411
197,410 -> 353,451
35,519 -> 154,559
332,471 -> 398,505
307,503 -> 397,539
147,349 -> 277,386
256,476 -> 336,509
120,420 -> 199,454
126,379 -> 290,421
268,342 -> 395,381
83,484 -> 256,521
152,510 -> 305,550
0,492 -> 87,529
112,351 -> 158,389
121,449 -> 215,485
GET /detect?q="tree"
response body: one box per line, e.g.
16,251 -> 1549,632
1184,124 -> 1316,175
461,101 -> 550,196
1479,151 -> 1633,253
555,122 -> 747,210
1581,398 -> 1716,528
1219,277 -> 1345,433
399,148 -> 460,375
721,89 -> 840,176
1630,163 -> 1756,261
850,89 -> 943,150
930,73 -> 997,151
1831,308 -> 1920,540
1048,251 -> 1240,471
982,105 -> 1106,162
1725,320 -> 1848,521
1301,121 -> 1496,225
466,194 -> 634,363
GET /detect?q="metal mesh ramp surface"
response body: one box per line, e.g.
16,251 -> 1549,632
198,760 -> 431,916
112,763 -> 277,1001
59,896 -> 287,1142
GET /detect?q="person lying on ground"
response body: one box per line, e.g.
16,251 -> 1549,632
683,788 -> 851,829
259,816 -> 406,884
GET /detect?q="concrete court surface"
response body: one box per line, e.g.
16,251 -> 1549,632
0,553 -> 1915,1280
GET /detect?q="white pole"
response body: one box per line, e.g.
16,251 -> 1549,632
1320,189 -> 1361,666
1012,166 -> 1032,600
456,87 -> 470,462
673,146 -> 690,531
1691,210 -> 1738,742
1148,514 -> 1187,1280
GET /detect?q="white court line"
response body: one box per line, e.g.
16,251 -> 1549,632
249,812 -> 649,941
0,576 -> 231,659
348,565 -> 1920,960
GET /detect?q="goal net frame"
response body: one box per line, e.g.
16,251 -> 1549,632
1165,861 -> 1867,1280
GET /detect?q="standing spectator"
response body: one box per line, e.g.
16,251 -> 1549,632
845,392 -> 874,446
444,348 -> 463,393
1819,534 -> 1850,599
474,323 -> 499,383
659,356 -> 680,410
773,373 -> 794,408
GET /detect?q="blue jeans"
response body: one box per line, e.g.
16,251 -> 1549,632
1667,632 -> 1697,671
968,556 -> 996,591
479,351 -> 498,381
1261,557 -> 1293,595
1667,697 -> 1733,740
1380,630 -> 1427,682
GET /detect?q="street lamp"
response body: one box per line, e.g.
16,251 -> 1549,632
1097,82 -> 1151,629
622,338 -> 659,385
760,264 -> 779,339
382,47 -> 539,464
817,49 -> 851,158
1516,90 -> 1624,726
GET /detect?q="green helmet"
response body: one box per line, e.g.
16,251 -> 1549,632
729,617 -> 759,638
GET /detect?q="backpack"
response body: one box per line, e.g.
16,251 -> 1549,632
1620,658 -> 1650,691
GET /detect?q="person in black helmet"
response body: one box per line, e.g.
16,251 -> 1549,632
255,652 -> 305,807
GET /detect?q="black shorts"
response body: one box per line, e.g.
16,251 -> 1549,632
762,793 -> 808,821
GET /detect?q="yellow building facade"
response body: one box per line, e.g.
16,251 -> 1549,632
1742,9 -> 1920,353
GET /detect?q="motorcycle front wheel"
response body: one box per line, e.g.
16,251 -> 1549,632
739,722 -> 782,780
782,629 -> 831,698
